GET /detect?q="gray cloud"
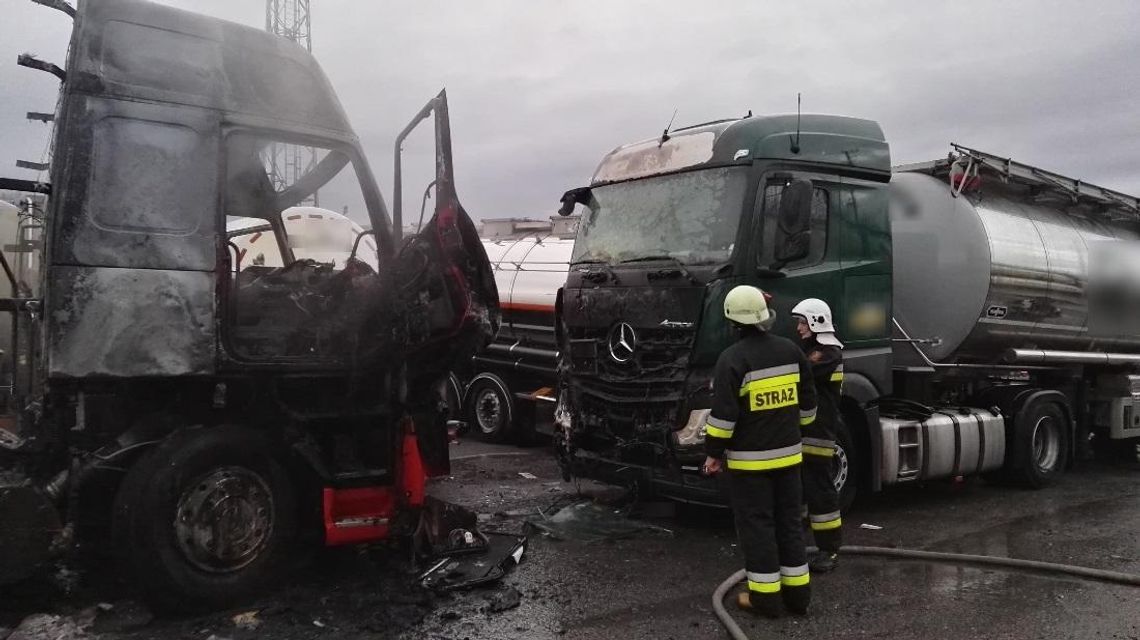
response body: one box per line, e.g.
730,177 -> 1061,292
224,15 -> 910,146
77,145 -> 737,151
2,0 -> 1137,223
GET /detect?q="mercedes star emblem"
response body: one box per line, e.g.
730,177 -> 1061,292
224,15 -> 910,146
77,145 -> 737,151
608,322 -> 637,363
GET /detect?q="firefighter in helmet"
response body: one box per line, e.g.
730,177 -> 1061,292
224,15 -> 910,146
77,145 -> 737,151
791,298 -> 845,572
703,285 -> 816,617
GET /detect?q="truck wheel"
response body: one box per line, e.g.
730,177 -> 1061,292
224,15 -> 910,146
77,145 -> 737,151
112,427 -> 297,612
832,418 -> 858,512
1011,401 -> 1069,488
464,374 -> 514,443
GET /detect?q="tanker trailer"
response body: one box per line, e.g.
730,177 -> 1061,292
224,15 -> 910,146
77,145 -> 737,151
552,114 -> 1140,510
459,237 -> 572,442
884,145 -> 1140,487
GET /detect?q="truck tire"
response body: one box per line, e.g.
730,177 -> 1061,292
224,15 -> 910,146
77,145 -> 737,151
1010,401 -> 1069,488
464,374 -> 514,443
833,418 -> 858,513
112,427 -> 297,612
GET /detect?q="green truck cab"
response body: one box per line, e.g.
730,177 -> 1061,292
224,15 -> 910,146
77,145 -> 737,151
555,114 -> 892,507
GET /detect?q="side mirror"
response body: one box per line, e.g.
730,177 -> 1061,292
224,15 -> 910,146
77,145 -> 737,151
558,186 -> 591,217
773,178 -> 813,264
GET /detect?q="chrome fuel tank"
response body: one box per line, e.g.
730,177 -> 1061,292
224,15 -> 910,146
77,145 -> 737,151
890,172 -> 1140,364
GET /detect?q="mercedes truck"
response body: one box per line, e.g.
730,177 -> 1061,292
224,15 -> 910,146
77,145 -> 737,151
554,115 -> 1140,509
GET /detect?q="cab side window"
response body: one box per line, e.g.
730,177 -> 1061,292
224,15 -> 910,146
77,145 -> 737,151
757,181 -> 829,268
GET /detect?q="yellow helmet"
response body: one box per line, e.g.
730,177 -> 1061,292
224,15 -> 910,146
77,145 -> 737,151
724,285 -> 774,329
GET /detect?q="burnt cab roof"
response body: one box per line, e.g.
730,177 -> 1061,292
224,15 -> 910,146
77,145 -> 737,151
68,0 -> 352,139
590,114 -> 890,186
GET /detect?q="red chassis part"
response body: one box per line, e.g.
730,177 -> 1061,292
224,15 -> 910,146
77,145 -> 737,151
321,417 -> 428,546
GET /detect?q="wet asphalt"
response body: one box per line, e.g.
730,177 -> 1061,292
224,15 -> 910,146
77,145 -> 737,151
2,438 -> 1137,640
423,441 -> 1140,640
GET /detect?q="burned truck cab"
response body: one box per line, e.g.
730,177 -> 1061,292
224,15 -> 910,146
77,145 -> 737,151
555,115 -> 893,506
1,0 -> 497,610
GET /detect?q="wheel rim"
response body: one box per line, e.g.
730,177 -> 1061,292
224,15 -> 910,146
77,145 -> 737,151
1031,415 -> 1061,473
475,389 -> 504,434
831,443 -> 850,492
174,466 -> 274,574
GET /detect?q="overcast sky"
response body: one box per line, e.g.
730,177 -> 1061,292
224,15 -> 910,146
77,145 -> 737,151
2,0 -> 1138,224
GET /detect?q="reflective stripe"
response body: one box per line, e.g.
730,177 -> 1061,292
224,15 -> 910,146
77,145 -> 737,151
810,510 -> 842,524
747,571 -> 781,593
742,364 -> 799,384
811,516 -> 842,531
726,452 -> 802,471
780,564 -> 810,587
739,373 -> 800,395
727,444 -> 802,461
706,425 -> 733,439
830,372 -> 845,382
706,416 -> 735,438
803,445 -> 836,457
802,437 -> 835,449
748,580 -> 781,593
747,570 -> 780,583
708,416 -> 736,430
799,407 -> 817,425
780,564 -> 809,577
781,573 -> 811,587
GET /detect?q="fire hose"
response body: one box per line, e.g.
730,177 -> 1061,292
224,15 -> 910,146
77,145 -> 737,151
713,545 -> 1140,640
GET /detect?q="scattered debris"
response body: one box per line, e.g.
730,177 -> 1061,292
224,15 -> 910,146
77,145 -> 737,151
485,586 -> 523,613
421,533 -> 527,591
7,614 -> 87,640
312,619 -> 327,628
518,472 -> 538,480
91,600 -> 153,633
860,523 -> 884,530
231,611 -> 261,631
527,501 -> 673,543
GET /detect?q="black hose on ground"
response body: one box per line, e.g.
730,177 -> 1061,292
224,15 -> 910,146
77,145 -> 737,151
713,545 -> 1140,640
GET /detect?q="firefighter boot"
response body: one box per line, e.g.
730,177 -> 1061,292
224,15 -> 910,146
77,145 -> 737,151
809,550 -> 839,573
737,591 -> 782,619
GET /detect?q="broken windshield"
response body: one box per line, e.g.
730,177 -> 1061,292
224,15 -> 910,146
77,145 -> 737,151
571,166 -> 748,266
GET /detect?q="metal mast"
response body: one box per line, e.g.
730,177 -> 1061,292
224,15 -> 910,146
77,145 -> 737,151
265,0 -> 318,205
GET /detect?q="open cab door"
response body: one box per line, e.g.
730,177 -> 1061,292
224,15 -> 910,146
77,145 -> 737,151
393,90 -> 500,474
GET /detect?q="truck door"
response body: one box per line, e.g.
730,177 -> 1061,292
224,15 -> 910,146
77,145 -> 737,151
392,91 -> 501,475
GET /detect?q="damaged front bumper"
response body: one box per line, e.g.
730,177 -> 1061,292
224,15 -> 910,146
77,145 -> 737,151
567,448 -> 730,507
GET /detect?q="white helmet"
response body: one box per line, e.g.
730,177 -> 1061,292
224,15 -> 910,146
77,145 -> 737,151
724,285 -> 774,329
792,298 -> 843,348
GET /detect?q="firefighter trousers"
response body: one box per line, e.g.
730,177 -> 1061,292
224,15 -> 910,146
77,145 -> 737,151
728,466 -> 810,614
802,453 -> 843,553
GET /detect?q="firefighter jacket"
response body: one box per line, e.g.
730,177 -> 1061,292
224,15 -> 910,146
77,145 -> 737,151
801,339 -> 843,458
704,329 -> 818,471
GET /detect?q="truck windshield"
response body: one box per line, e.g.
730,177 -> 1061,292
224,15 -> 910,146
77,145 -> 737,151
571,166 -> 748,265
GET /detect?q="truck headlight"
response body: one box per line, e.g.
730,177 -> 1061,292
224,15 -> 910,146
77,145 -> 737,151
673,409 -> 710,447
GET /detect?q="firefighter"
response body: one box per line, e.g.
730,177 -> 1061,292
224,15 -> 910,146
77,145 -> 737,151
791,298 -> 845,573
703,285 -> 817,617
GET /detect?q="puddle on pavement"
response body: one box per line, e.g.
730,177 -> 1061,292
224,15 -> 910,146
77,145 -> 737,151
525,501 -> 674,543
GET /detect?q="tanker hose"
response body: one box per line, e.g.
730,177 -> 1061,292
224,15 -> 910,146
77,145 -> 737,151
712,544 -> 1140,640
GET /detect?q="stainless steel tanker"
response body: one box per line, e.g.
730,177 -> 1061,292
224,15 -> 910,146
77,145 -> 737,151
890,167 -> 1140,366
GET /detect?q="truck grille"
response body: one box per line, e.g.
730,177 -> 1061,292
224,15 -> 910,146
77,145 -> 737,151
567,327 -> 695,432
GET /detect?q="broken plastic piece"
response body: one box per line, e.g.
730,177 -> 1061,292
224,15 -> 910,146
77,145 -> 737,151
420,532 -> 527,592
860,523 -> 884,530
